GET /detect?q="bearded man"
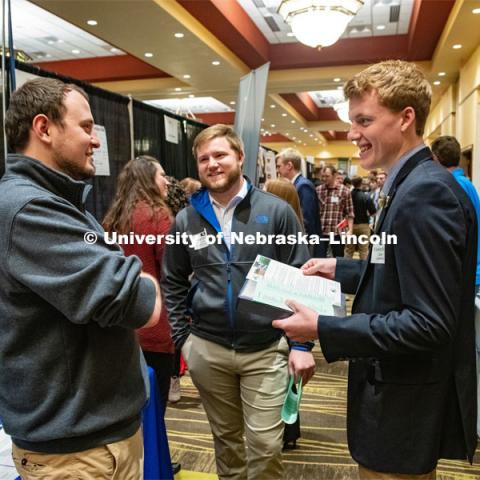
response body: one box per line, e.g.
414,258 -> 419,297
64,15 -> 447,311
162,124 -> 315,479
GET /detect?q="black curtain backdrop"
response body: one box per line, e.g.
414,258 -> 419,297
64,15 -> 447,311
133,100 -> 205,180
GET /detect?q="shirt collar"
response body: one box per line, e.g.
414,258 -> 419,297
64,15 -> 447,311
291,173 -> 301,184
382,143 -> 425,195
209,177 -> 248,210
452,167 -> 465,178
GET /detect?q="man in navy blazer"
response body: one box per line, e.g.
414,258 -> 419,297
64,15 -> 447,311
273,60 -> 477,479
276,148 -> 323,256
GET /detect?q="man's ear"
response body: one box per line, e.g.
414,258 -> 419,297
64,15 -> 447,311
31,114 -> 52,145
400,106 -> 416,132
238,151 -> 245,167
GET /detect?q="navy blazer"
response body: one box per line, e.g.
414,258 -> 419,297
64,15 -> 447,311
318,148 -> 477,474
294,174 -> 322,256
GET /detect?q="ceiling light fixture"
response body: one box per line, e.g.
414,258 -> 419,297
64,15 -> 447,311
175,88 -> 182,92
183,74 -> 191,79
282,113 -> 287,117
144,52 -> 154,58
433,81 -> 441,86
333,77 -> 341,82
473,8 -> 480,14
174,33 -> 185,38
278,0 -> 364,49
212,61 -> 220,66
376,24 -> 385,30
230,101 -> 236,105
438,72 -> 446,77
452,44 -> 462,49
72,49 -> 80,54
87,20 -> 97,26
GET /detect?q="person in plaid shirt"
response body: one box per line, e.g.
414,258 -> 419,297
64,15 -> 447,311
316,164 -> 354,257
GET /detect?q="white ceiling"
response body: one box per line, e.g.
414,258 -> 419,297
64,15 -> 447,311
237,0 -> 414,43
10,0 -> 123,61
145,97 -> 233,115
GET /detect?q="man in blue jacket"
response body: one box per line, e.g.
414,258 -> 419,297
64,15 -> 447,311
276,148 -> 323,256
273,61 -> 477,479
0,78 -> 161,479
162,124 -> 315,480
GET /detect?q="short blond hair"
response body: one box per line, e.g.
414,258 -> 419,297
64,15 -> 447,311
276,148 -> 303,171
344,60 -> 431,136
192,124 -> 244,159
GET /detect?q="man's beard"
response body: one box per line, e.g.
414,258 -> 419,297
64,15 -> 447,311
200,166 -> 242,194
53,152 -> 96,181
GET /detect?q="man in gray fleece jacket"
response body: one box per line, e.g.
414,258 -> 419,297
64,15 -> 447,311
0,78 -> 161,479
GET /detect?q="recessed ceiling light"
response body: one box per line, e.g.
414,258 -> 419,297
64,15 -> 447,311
376,24 -> 386,30
271,124 -> 276,128
230,101 -> 236,105
72,49 -> 80,54
174,33 -> 185,38
183,74 -> 191,79
433,81 -> 441,86
189,94 -> 195,98
212,61 -> 220,66
282,113 -> 287,117
175,87 -> 182,92
270,104 -> 276,108
87,20 -> 97,26
292,137 -> 297,140
291,120 -> 296,124
337,86 -> 343,90
438,72 -> 446,77
144,52 -> 154,58
309,134 -> 313,137
333,77 -> 341,82
473,7 -> 480,14
452,44 -> 462,49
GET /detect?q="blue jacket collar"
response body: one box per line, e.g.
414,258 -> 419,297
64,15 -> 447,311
190,177 -> 253,232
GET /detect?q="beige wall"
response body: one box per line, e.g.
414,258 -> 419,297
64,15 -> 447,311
426,43 -> 480,187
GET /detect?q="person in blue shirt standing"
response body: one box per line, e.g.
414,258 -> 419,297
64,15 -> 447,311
431,136 -> 480,286
432,135 -> 480,436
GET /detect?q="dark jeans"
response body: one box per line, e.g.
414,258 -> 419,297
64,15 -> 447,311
319,235 -> 345,258
143,351 -> 174,410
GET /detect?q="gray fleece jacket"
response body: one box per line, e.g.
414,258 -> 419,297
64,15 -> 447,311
0,154 -> 156,453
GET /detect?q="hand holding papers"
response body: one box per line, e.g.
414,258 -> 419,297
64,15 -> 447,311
238,255 -> 344,319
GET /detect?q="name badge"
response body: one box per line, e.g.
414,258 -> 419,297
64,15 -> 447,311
331,196 -> 339,204
371,244 -> 385,264
191,228 -> 210,250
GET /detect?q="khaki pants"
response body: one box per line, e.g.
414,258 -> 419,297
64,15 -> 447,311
359,465 -> 436,479
344,223 -> 372,260
12,427 -> 143,480
182,334 -> 289,480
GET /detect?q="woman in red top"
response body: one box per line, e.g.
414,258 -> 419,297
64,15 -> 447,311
104,155 -> 174,406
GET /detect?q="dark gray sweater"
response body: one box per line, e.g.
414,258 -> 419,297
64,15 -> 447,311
0,155 -> 156,453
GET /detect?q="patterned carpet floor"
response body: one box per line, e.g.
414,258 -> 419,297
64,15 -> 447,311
165,351 -> 480,480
